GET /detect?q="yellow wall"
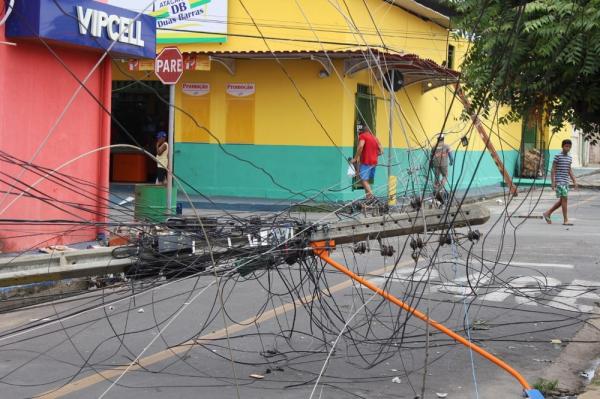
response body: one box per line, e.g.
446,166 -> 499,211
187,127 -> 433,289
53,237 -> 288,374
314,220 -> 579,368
160,0 -> 452,66
114,56 -> 568,153
341,68 -> 526,153
116,0 -> 569,153
174,59 -> 346,146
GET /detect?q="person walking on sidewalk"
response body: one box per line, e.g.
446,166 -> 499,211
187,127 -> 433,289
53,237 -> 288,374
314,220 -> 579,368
352,127 -> 382,199
543,139 -> 578,225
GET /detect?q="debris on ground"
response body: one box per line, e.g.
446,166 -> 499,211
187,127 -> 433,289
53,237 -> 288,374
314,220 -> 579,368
39,245 -> 76,253
472,320 -> 490,330
392,377 -> 401,384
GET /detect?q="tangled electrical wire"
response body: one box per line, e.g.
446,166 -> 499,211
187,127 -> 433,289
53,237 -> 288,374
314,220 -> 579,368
0,1 -> 599,399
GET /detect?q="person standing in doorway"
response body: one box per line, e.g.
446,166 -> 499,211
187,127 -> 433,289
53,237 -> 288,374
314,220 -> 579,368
543,139 -> 578,225
155,130 -> 168,185
352,127 -> 382,199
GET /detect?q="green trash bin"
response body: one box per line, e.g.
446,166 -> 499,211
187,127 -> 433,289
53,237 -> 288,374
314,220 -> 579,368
134,184 -> 177,222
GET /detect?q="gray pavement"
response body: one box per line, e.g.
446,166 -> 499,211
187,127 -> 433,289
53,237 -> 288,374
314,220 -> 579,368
578,168 -> 600,189
0,189 -> 598,398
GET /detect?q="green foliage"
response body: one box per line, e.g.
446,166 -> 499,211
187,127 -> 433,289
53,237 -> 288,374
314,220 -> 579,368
532,378 -> 559,394
448,0 -> 600,143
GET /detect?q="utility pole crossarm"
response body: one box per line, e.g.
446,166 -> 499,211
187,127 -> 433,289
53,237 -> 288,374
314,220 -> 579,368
309,204 -> 490,245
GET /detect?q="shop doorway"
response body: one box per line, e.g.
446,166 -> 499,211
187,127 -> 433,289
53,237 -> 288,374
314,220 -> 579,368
519,109 -> 546,178
110,80 -> 169,183
353,84 -> 377,190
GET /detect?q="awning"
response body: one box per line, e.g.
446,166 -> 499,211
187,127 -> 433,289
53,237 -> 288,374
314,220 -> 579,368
183,49 -> 459,92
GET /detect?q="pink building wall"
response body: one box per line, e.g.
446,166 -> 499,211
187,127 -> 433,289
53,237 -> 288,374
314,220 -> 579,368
0,15 -> 111,252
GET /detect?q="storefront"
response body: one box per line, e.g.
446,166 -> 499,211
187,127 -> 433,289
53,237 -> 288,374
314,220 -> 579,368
0,0 -> 155,252
106,0 -> 227,184
111,0 -> 570,202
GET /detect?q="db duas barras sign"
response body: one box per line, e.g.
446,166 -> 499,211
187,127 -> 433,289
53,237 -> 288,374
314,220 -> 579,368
76,6 -> 146,48
6,0 -> 156,59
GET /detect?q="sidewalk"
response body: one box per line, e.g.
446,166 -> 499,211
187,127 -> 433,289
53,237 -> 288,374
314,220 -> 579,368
110,183 -> 294,212
574,165 -> 600,177
576,167 -> 600,190
109,183 -> 530,214
581,386 -> 600,399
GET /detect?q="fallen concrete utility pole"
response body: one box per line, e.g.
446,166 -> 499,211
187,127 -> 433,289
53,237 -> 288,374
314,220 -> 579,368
0,204 -> 489,288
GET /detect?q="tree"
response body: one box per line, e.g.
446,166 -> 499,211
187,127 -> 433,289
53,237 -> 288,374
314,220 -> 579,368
448,0 -> 600,143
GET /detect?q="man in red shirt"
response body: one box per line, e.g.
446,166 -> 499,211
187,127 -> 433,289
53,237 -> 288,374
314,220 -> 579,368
352,127 -> 382,199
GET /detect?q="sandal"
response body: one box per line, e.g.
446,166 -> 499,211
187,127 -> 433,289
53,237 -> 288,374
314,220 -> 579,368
543,213 -> 552,224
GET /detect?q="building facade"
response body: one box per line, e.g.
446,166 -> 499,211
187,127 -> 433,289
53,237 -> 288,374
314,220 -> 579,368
0,0 -> 155,252
115,0 -> 569,201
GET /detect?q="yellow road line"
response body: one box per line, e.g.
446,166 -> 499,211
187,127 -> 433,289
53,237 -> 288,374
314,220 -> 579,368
40,260 -> 411,398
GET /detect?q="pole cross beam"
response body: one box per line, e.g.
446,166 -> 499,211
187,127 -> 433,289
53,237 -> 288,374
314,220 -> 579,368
309,204 -> 490,245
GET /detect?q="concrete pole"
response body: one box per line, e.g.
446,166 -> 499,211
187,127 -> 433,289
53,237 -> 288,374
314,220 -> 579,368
167,84 -> 175,214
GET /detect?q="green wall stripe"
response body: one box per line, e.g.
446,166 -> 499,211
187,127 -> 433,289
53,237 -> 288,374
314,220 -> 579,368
174,143 -> 526,201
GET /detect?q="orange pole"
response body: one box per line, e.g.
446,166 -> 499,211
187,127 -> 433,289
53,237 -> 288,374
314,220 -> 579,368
311,241 -> 531,390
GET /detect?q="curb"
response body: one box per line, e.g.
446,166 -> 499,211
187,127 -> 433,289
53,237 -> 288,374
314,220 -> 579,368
577,184 -> 600,191
575,169 -> 600,178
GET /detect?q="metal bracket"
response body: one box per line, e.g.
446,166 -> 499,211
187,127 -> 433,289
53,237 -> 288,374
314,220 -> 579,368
344,58 -> 373,77
310,55 -> 334,76
210,56 -> 236,75
344,57 -> 414,78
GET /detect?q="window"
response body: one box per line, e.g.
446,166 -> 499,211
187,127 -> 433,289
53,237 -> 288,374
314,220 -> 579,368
226,83 -> 256,144
447,44 -> 455,70
178,83 -> 211,143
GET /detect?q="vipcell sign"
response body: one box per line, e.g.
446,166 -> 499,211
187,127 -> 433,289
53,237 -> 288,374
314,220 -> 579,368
6,0 -> 156,58
76,6 -> 146,47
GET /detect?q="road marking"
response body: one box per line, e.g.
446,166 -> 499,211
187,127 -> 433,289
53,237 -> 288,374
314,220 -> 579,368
545,279 -> 600,313
39,259 -> 412,398
507,261 -> 574,269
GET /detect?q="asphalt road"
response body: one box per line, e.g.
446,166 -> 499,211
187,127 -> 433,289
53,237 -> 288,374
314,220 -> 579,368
0,188 -> 599,399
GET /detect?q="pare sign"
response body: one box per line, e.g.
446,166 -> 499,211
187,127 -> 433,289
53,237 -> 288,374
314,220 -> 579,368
155,47 -> 184,85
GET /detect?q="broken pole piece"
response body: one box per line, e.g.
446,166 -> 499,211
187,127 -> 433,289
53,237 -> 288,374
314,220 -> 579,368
454,84 -> 518,196
312,240 -> 535,395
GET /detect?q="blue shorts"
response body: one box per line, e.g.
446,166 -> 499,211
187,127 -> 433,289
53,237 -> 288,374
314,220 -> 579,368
359,164 -> 376,181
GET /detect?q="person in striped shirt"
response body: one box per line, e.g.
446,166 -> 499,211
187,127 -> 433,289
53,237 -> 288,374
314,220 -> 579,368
543,139 -> 578,225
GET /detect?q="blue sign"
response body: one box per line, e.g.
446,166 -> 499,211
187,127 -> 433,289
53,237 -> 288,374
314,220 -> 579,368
6,0 -> 156,58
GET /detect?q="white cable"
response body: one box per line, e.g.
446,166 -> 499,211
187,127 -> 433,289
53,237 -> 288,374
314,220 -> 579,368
0,0 -> 14,26
450,238 -> 480,399
0,0 -> 155,214
308,293 -> 376,399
